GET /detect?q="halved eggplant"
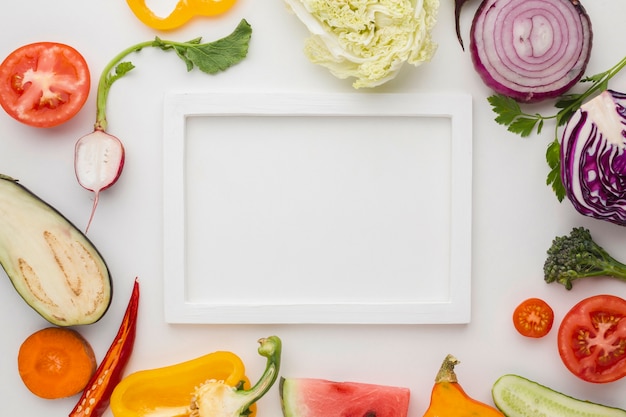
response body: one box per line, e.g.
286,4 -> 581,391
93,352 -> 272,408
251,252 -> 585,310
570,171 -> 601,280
0,174 -> 111,326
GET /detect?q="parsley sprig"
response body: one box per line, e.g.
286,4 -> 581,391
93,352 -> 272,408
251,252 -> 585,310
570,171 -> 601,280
487,55 -> 626,201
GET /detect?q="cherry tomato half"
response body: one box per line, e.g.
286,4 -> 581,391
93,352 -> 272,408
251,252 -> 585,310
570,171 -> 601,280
0,42 -> 90,128
558,294 -> 626,383
512,297 -> 554,338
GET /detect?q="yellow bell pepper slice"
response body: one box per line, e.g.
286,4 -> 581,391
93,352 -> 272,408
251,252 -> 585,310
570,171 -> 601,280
126,0 -> 238,31
109,350 -> 253,417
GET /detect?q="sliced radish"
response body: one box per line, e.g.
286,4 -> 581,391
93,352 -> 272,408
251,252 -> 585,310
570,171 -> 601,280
74,130 -> 125,232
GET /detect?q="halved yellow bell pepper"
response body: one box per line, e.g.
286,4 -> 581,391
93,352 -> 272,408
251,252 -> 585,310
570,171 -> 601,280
110,336 -> 282,417
126,0 -> 238,31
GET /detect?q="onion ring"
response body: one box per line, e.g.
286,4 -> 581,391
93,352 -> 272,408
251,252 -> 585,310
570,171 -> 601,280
470,0 -> 592,103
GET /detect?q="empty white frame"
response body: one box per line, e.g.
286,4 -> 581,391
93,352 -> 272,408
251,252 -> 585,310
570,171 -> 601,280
163,92 -> 472,324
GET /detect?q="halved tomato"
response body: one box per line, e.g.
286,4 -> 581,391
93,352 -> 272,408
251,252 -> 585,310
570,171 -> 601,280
0,42 -> 90,128
558,294 -> 626,383
512,297 -> 554,338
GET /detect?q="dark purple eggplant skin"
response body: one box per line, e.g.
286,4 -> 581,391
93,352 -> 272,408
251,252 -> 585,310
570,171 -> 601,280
468,0 -> 593,103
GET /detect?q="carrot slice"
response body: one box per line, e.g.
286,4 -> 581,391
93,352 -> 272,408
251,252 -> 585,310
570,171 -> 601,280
18,327 -> 97,399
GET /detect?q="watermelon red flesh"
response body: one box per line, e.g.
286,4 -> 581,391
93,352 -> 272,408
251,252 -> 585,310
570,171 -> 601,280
279,377 -> 411,417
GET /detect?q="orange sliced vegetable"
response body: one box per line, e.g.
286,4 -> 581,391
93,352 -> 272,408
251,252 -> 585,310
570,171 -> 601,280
17,327 -> 96,399
126,0 -> 238,31
423,354 -> 505,417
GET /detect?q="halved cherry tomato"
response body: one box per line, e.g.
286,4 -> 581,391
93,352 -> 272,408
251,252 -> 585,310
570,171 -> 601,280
512,297 -> 554,338
558,294 -> 626,383
0,42 -> 90,128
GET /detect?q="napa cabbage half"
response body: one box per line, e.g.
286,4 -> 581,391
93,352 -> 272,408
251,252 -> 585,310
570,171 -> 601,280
284,0 -> 439,88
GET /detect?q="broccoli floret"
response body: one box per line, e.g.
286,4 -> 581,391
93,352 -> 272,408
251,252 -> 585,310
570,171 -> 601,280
544,227 -> 626,290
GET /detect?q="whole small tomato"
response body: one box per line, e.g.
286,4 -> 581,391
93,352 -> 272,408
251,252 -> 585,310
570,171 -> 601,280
0,42 -> 90,128
512,297 -> 554,338
558,294 -> 626,383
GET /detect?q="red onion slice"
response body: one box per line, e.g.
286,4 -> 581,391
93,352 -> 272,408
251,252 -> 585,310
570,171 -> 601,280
470,0 -> 592,103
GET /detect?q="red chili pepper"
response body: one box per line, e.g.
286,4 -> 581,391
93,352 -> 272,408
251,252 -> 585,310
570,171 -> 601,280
70,278 -> 140,417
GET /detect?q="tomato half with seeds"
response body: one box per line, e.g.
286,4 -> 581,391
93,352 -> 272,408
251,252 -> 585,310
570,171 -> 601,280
558,294 -> 626,383
0,42 -> 90,128
512,297 -> 554,338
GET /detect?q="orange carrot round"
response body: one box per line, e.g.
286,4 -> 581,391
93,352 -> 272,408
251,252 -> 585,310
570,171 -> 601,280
18,327 -> 97,399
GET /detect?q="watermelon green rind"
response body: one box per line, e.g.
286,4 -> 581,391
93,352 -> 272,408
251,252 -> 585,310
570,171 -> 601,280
280,378 -> 299,417
279,377 -> 411,417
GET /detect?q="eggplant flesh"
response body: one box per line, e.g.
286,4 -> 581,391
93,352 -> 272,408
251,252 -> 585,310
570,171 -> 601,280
0,174 -> 111,326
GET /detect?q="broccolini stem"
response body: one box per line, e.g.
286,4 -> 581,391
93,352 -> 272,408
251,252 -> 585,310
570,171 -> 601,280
598,255 -> 626,280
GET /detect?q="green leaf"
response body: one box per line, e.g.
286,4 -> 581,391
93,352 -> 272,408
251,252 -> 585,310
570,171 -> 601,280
106,61 -> 135,87
546,166 -> 566,202
554,94 -> 580,109
556,107 -> 577,127
488,94 -> 522,126
172,45 -> 195,71
581,70 -> 609,83
545,140 -> 566,202
545,139 -> 561,169
115,62 -> 135,77
182,37 -> 203,46
508,116 -> 540,137
182,19 -> 252,74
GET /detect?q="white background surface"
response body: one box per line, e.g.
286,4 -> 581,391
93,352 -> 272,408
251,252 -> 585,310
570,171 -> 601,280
1,0 -> 626,416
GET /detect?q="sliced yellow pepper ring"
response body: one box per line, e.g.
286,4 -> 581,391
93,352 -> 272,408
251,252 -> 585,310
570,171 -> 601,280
109,350 -> 254,417
126,0 -> 238,31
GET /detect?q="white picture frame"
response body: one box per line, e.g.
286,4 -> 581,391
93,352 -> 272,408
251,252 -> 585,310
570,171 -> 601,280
162,92 -> 472,324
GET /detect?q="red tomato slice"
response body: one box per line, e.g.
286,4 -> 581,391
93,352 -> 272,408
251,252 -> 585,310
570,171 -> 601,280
0,42 -> 90,128
558,294 -> 626,383
512,297 -> 554,338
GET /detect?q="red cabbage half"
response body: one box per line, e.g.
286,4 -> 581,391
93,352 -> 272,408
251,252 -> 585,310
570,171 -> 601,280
561,89 -> 626,226
470,0 -> 592,103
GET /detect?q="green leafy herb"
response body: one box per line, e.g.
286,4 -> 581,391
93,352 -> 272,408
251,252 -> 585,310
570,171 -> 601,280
545,139 -> 565,202
488,95 -> 543,137
487,55 -> 626,201
94,18 -> 252,130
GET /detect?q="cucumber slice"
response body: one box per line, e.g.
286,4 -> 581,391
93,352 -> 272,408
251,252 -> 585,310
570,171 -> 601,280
0,174 -> 111,326
492,374 -> 626,417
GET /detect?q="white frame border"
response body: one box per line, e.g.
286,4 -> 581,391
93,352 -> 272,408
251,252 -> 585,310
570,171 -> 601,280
162,92 -> 472,324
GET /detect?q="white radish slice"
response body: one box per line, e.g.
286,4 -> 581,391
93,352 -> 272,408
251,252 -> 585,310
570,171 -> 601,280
74,130 -> 125,233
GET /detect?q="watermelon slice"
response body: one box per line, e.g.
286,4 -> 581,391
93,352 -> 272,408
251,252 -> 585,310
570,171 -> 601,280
279,377 -> 411,417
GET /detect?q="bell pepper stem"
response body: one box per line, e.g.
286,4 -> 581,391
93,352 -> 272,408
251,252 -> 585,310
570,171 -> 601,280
189,336 -> 282,417
242,336 -> 282,402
